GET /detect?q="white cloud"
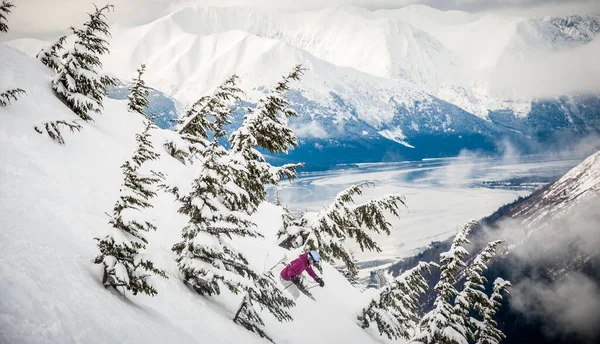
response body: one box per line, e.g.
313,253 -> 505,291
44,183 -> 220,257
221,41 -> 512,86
3,0 -> 599,41
512,273 -> 600,340
291,121 -> 329,139
489,39 -> 600,99
480,194 -> 600,340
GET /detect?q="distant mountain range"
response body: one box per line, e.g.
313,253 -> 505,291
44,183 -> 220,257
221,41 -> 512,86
5,5 -> 600,168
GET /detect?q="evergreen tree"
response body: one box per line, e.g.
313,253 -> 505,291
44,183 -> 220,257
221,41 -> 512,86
52,4 -> 115,121
36,36 -> 67,72
278,181 -> 405,276
454,240 -> 504,341
94,120 -> 167,296
0,88 -> 25,106
127,64 -> 150,116
358,262 -> 433,340
172,75 -> 259,296
228,65 -> 305,212
410,221 -> 477,344
171,137 -> 260,295
473,278 -> 510,344
0,0 -> 14,33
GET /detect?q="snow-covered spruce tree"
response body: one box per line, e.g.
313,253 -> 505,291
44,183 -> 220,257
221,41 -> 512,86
358,262 -> 433,340
228,65 -> 305,212
94,120 -> 167,296
127,64 -> 150,116
175,74 -> 243,161
279,181 -> 406,277
171,139 -> 260,295
410,220 -> 477,344
454,240 -> 504,341
37,36 -> 67,72
52,4 -> 115,121
473,278 -> 510,344
0,88 -> 25,106
172,75 -> 259,296
0,0 -> 14,33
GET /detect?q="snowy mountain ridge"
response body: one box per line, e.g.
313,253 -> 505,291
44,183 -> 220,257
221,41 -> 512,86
5,4 -> 599,167
512,150 -> 600,228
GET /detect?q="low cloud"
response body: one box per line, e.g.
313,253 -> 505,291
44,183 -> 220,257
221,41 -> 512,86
291,121 -> 329,139
490,39 -> 600,99
512,273 -> 600,340
481,193 -> 600,340
423,149 -> 479,188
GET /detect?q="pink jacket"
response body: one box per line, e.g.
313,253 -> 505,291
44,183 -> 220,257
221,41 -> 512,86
280,252 -> 319,281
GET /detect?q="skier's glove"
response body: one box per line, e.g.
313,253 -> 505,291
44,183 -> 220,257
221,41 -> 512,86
291,275 -> 301,285
316,278 -> 325,287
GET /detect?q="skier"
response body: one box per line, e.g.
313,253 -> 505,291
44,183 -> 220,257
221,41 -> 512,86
280,250 -> 325,299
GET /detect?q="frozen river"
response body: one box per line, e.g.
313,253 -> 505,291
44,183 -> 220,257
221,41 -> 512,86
271,154 -> 584,275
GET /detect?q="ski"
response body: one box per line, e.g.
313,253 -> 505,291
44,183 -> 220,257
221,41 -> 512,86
296,283 -> 316,301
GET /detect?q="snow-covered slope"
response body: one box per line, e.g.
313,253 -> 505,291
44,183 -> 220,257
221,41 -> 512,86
511,149 -> 600,227
0,44 -> 387,344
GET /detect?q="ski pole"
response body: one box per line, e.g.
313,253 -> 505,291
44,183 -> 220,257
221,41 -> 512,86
267,255 -> 287,272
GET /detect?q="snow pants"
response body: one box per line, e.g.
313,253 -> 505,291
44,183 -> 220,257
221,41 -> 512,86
279,275 -> 300,299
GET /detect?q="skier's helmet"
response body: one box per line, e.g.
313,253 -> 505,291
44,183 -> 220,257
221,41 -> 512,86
308,250 -> 321,264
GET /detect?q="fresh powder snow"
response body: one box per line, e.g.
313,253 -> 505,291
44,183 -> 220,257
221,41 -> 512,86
0,44 -> 391,344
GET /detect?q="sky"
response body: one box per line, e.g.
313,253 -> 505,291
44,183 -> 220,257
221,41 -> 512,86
4,0 -> 600,40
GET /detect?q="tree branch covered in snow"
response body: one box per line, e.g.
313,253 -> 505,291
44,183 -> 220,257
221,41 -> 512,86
358,262 -> 434,340
276,205 -> 309,249
0,88 -> 25,106
234,270 -> 295,343
473,278 -> 510,344
94,120 -> 167,296
51,4 -> 115,121
33,119 -> 82,145
0,0 -> 14,33
127,64 -> 150,116
173,74 -> 243,163
455,240 -> 504,341
37,36 -> 67,72
177,74 -> 243,141
163,140 -> 190,165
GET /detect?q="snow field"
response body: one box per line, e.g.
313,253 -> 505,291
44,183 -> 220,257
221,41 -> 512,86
0,44 -> 384,344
